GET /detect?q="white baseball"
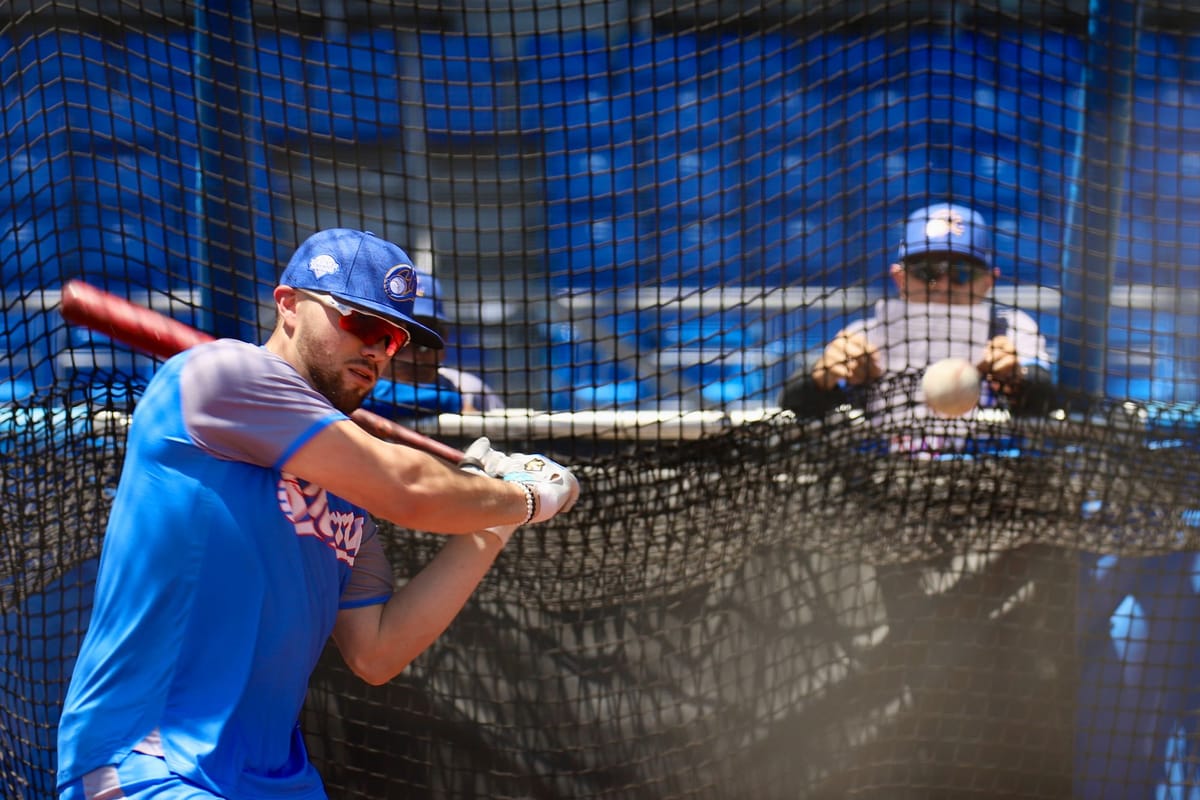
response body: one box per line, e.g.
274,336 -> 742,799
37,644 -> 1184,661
921,357 -> 982,418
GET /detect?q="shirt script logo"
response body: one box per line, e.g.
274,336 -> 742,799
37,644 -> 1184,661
276,473 -> 364,564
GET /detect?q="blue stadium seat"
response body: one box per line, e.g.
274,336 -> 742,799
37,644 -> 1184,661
556,92 -> 635,149
255,33 -> 309,142
713,31 -> 805,131
749,215 -> 853,286
635,81 -> 730,148
545,215 -> 641,290
521,31 -> 611,82
804,31 -> 889,93
1106,307 -> 1198,403
1134,31 -> 1181,84
75,34 -> 196,150
6,33 -> 82,151
544,321 -> 649,410
652,219 -> 746,285
0,300 -> 52,402
542,138 -> 637,213
654,312 -> 764,350
621,30 -> 704,90
74,153 -> 187,291
682,358 -> 769,407
995,29 -> 1085,87
990,212 -> 1063,288
121,31 -> 199,147
638,140 -> 742,225
0,144 -> 72,218
741,147 -> 840,219
419,31 -> 504,143
0,206 -> 74,291
518,32 -> 611,137
746,87 -> 836,153
305,31 -> 403,142
992,31 -> 1085,157
951,143 -> 1043,215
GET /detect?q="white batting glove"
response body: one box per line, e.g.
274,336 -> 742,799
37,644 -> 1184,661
500,453 -> 581,522
459,436 -> 503,477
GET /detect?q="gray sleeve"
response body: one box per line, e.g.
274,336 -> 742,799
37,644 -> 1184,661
340,520 -> 395,608
181,340 -> 347,469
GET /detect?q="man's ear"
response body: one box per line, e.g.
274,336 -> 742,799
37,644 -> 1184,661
274,286 -> 301,328
889,263 -> 907,296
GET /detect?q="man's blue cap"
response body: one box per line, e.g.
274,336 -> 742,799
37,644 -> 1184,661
898,203 -> 993,268
412,270 -> 448,323
280,229 -> 444,349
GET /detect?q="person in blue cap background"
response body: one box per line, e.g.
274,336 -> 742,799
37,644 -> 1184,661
366,269 -> 503,417
779,202 -> 1056,427
56,229 -> 577,800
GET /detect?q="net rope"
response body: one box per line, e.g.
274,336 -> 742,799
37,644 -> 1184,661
3,2 -> 1200,797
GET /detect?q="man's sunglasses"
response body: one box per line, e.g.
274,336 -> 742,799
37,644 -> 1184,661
903,256 -> 992,285
297,290 -> 411,356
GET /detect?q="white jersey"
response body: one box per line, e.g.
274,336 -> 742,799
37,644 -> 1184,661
844,298 -> 1052,444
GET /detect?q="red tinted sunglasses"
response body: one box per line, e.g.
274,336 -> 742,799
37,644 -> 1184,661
298,290 -> 411,356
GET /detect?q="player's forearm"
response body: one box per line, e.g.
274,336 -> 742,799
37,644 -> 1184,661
285,420 -> 529,534
336,533 -> 501,685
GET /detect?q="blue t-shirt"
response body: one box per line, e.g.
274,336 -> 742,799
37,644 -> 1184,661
57,340 -> 395,799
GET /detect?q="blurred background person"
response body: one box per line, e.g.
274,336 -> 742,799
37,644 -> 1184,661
779,202 -> 1056,434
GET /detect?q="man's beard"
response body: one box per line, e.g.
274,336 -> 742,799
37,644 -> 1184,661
309,365 -> 368,415
300,344 -> 373,415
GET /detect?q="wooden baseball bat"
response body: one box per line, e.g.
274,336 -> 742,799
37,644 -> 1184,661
59,279 -> 466,463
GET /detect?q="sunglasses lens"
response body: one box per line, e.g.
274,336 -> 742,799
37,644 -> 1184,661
908,259 -> 987,285
338,314 -> 410,356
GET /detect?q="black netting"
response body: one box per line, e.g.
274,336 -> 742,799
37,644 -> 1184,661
4,2 -> 1200,797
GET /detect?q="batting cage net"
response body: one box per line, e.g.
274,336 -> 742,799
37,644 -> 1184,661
3,0 -> 1200,797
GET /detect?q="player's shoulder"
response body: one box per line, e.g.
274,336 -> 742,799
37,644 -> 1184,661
181,340 -> 311,401
992,302 -> 1041,330
186,339 -> 284,374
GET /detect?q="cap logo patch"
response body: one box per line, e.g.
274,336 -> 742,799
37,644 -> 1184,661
308,254 -> 340,279
925,211 -> 965,240
384,264 -> 417,302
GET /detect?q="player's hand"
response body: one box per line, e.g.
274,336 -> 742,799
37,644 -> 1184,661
812,332 -> 882,390
498,453 -> 580,522
978,335 -> 1023,386
459,436 -> 505,476
461,439 -> 579,528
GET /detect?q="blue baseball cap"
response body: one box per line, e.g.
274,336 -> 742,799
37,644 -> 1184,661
412,270 -> 448,323
280,229 -> 444,349
898,203 -> 993,268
